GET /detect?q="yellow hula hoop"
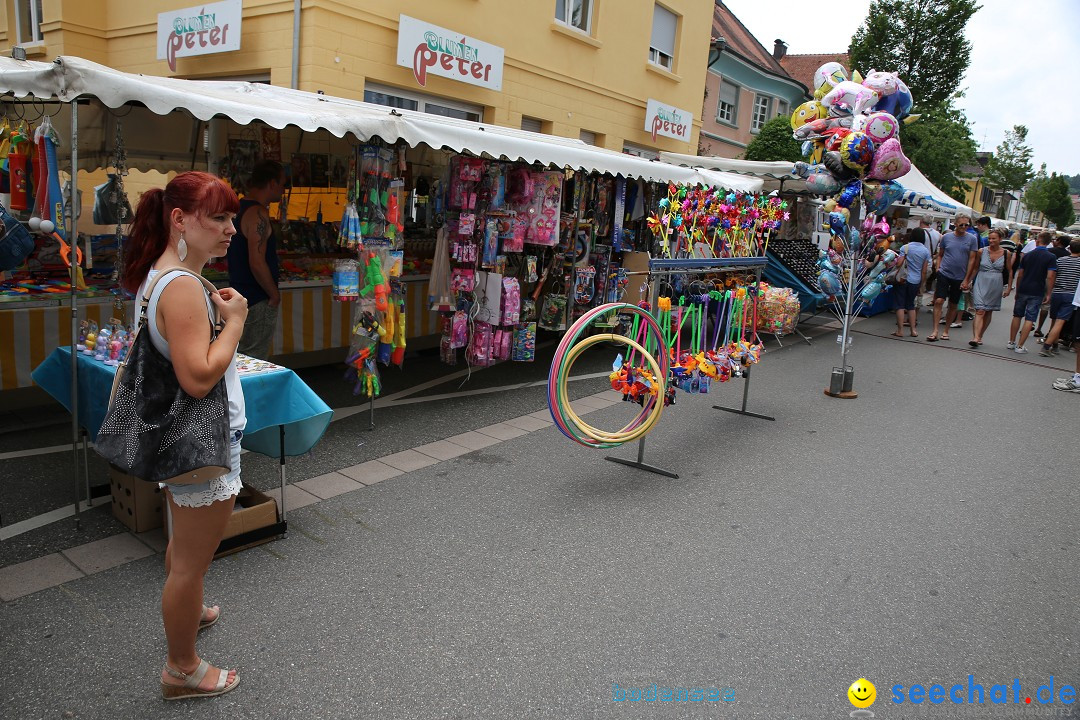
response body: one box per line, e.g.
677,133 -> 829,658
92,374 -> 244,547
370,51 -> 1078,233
556,333 -> 665,446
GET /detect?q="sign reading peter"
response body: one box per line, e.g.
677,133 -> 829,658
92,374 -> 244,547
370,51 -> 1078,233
396,15 -> 504,92
645,99 -> 692,143
158,0 -> 243,72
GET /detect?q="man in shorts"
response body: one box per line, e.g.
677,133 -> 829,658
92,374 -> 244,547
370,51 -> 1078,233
1034,235 -> 1071,338
1039,238 -> 1080,356
1009,231 -> 1057,353
927,213 -> 978,341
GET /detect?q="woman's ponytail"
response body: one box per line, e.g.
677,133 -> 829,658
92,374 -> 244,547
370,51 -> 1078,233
121,188 -> 168,293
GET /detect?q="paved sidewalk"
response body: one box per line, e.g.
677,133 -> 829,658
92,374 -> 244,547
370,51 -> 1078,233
1,312 -> 1075,719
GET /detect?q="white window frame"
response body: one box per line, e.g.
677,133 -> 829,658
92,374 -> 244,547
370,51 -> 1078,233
716,79 -> 739,127
623,142 -> 659,160
751,94 -> 772,133
364,83 -> 482,123
555,0 -> 593,35
15,0 -> 44,46
777,99 -> 789,118
648,4 -> 677,71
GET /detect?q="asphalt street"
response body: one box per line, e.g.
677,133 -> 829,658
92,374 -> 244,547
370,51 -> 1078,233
0,306 -> 1076,719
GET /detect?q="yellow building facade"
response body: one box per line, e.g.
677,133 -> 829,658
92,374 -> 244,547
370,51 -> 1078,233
1,0 -> 713,157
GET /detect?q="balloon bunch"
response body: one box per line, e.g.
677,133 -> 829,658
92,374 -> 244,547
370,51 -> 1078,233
790,62 -> 915,214
790,61 -> 918,310
647,185 -> 788,259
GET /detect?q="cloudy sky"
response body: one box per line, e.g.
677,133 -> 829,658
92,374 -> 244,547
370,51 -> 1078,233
722,0 -> 1080,176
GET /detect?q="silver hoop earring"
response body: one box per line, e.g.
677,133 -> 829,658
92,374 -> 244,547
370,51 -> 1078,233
177,232 -> 188,261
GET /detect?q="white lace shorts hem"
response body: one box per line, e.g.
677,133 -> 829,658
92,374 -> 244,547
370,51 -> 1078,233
161,434 -> 243,508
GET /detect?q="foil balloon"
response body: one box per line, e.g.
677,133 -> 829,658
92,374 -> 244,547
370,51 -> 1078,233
849,228 -> 862,249
840,132 -> 875,175
822,127 -> 852,152
821,81 -> 881,116
862,180 -> 905,215
828,211 -> 848,237
813,62 -> 849,97
861,214 -> 890,239
867,137 -> 911,180
860,277 -> 885,303
874,77 -> 913,120
790,100 -> 827,131
805,172 -> 841,195
817,268 -> 844,296
837,179 -> 862,209
861,70 -> 900,98
818,250 -> 841,274
823,151 -> 855,180
793,115 -> 854,141
851,111 -> 899,144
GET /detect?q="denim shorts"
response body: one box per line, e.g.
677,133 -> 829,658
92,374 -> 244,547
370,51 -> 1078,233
1050,293 -> 1077,320
164,431 -> 243,507
1013,293 -> 1042,322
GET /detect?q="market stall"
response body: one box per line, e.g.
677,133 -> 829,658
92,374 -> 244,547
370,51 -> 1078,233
0,55 -> 759,395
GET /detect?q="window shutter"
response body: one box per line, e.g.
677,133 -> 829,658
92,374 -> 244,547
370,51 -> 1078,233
521,117 -> 543,133
650,5 -> 677,57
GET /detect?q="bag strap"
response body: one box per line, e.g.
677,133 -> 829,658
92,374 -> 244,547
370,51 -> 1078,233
139,266 -> 222,332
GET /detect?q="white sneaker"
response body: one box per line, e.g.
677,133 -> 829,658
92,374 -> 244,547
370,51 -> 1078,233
1053,379 -> 1080,393
1006,341 -> 1016,349
1014,346 -> 1029,354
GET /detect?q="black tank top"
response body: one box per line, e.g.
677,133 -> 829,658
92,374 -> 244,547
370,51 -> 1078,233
226,199 -> 278,306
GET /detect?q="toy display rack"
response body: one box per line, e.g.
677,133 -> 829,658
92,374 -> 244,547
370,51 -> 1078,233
604,256 -> 773,479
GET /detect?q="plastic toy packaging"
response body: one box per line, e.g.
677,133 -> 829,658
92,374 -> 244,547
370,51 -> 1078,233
450,310 -> 469,349
466,322 -> 493,366
458,212 -> 476,236
520,298 -> 536,322
93,325 -> 111,361
481,218 -> 499,267
491,327 -> 512,362
440,332 -> 457,365
332,259 -> 360,301
512,322 -> 536,362
357,146 -> 393,239
452,240 -> 478,264
500,277 -> 520,325
450,268 -> 475,292
526,171 -> 563,246
524,255 -> 538,283
499,214 -> 524,253
538,290 -> 567,331
458,158 -> 485,182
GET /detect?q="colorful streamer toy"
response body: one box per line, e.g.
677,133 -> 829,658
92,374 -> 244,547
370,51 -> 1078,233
547,287 -> 765,449
647,185 -> 788,259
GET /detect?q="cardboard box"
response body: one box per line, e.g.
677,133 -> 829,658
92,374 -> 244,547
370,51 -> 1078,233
109,465 -> 164,533
162,483 -> 279,559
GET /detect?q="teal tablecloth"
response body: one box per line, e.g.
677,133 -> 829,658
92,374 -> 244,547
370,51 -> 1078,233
32,347 -> 332,458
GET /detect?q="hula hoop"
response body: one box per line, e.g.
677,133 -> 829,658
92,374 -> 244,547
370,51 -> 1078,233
547,302 -> 669,448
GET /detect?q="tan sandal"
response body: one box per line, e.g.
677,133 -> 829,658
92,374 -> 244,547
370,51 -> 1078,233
199,605 -> 220,631
161,659 -> 240,701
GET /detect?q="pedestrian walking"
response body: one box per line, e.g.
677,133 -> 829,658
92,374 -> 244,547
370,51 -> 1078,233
968,228 -> 1013,347
1034,235 -> 1071,338
123,171 -> 247,700
893,228 -> 930,337
1039,238 -> 1080,357
927,213 -> 978,342
1009,231 -> 1058,353
1054,276 -> 1080,393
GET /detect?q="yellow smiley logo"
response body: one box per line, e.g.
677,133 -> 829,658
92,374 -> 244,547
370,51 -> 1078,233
848,678 -> 876,708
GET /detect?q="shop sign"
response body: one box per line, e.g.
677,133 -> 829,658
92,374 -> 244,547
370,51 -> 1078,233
396,15 -> 504,92
644,99 -> 691,143
157,0 -> 243,72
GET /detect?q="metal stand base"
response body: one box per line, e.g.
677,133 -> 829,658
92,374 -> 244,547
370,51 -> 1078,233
604,455 -> 680,479
824,389 -> 859,399
604,437 -> 678,478
712,370 -> 775,421
713,405 -> 776,421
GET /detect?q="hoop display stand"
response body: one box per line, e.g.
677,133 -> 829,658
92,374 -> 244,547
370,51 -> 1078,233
604,256 -> 773,479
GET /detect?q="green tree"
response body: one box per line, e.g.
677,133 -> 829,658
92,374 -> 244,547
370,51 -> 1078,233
1065,173 -> 1080,194
743,115 -> 803,163
1043,174 -> 1076,229
1022,164 -> 1051,217
982,125 -> 1035,206
848,0 -> 981,108
897,100 -> 977,200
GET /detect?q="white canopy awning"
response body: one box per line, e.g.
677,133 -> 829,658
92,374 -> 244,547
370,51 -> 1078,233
660,151 -> 973,216
0,55 -> 761,191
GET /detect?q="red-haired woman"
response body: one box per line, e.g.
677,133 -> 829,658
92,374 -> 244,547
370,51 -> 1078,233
124,171 -> 247,700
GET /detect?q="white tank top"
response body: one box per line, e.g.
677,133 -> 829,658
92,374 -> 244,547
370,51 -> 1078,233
137,268 -> 247,432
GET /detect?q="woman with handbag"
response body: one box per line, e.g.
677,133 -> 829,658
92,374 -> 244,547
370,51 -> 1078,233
122,171 -> 248,700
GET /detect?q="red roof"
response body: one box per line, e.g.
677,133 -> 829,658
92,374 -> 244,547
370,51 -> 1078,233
712,1 -> 807,96
778,53 -> 851,91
